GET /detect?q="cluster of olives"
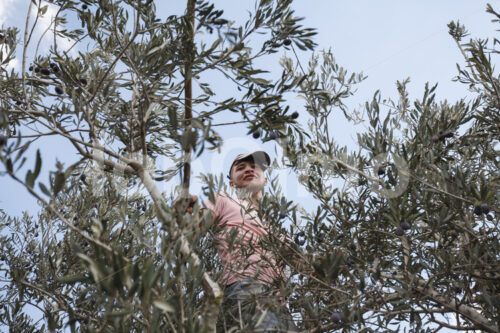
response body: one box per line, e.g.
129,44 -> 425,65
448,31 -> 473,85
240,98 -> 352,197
394,221 -> 411,236
29,62 -> 59,75
29,61 -> 88,96
474,203 -> 491,216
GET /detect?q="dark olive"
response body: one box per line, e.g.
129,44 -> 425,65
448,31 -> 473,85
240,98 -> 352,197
331,313 -> 341,323
394,226 -> 405,236
316,234 -> 324,243
283,39 -> 292,46
291,111 -> 299,119
400,221 -> 410,231
480,203 -> 490,214
440,131 -> 454,139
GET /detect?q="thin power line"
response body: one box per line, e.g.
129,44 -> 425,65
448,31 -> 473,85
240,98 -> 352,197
362,7 -> 485,73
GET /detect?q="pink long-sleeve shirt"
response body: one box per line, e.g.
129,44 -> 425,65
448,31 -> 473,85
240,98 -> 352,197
204,191 -> 282,286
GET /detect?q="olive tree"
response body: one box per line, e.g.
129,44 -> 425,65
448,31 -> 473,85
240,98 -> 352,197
0,0 -> 498,332
271,8 -> 499,332
0,0 -> 316,331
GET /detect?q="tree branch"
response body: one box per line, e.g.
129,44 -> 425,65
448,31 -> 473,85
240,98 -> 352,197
414,279 -> 498,333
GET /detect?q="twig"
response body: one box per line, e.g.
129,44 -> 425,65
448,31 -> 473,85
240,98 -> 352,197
211,119 -> 250,127
22,1 -> 34,106
85,21 -> 140,105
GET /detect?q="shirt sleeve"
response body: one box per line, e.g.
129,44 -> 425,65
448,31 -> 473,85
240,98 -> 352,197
202,191 -> 226,217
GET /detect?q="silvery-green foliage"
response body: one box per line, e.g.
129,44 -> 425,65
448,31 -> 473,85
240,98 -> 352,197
0,1 -> 498,332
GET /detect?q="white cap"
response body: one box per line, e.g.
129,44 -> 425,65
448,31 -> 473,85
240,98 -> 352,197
228,150 -> 271,179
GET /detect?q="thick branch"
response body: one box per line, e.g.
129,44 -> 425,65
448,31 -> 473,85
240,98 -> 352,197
136,165 -> 223,318
414,279 -> 497,333
182,0 -> 196,189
